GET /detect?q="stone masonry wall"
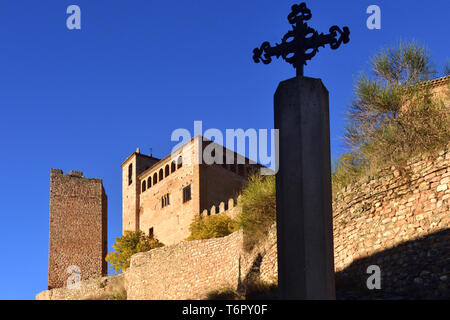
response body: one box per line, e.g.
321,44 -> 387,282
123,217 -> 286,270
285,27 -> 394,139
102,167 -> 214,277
36,274 -> 124,300
125,224 -> 278,300
37,224 -> 278,300
333,146 -> 450,298
125,230 -> 244,300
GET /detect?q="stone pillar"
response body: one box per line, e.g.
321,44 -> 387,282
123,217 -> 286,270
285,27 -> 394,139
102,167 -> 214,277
274,76 -> 335,299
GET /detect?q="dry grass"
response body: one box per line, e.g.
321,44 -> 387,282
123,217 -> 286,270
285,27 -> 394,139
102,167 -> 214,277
237,174 -> 276,251
85,276 -> 127,300
205,280 -> 278,300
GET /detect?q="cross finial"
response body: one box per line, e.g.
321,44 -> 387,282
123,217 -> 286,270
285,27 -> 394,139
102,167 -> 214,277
253,2 -> 350,77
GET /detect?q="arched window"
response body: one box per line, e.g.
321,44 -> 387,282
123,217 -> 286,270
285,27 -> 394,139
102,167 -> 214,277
153,173 -> 158,185
147,177 -> 152,189
159,168 -> 164,181
177,156 -> 183,169
171,161 -> 176,173
142,180 -> 146,192
165,164 -> 170,177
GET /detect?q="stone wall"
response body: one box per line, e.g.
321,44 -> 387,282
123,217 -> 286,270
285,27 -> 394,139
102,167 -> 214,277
125,230 -> 244,300
48,169 -> 107,289
36,274 -> 125,300
37,225 -> 278,300
333,146 -> 450,299
125,224 -> 277,300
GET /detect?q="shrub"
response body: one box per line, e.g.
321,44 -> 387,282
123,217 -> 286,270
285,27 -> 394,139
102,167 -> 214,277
186,213 -> 239,241
186,174 -> 276,248
333,41 -> 450,191
237,174 -> 276,251
106,230 -> 164,273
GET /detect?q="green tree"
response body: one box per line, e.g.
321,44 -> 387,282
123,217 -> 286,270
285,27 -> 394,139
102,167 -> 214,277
106,230 -> 164,273
334,41 -> 450,191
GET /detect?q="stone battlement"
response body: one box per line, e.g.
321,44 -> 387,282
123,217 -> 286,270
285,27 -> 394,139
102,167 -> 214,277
51,168 -> 103,182
200,196 -> 241,218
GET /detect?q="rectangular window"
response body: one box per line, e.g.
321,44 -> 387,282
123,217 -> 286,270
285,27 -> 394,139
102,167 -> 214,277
183,185 -> 191,203
128,164 -> 133,185
161,193 -> 170,208
149,227 -> 154,238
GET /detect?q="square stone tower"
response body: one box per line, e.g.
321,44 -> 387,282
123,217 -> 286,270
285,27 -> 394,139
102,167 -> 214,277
121,148 -> 160,233
48,169 -> 107,289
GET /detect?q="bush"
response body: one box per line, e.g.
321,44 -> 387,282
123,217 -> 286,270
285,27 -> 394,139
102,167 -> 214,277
237,174 -> 276,251
186,213 -> 239,241
333,41 -> 450,191
106,230 -> 164,273
186,174 -> 276,249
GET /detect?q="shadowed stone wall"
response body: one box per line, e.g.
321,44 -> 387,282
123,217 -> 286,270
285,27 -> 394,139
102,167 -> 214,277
333,146 -> 450,298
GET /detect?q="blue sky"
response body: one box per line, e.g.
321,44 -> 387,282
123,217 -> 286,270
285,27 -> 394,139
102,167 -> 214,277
0,0 -> 448,299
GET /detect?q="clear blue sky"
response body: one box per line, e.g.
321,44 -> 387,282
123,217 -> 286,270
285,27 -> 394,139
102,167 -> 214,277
0,0 -> 448,299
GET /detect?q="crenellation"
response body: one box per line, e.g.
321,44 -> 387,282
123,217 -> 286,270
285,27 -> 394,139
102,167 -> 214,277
69,170 -> 83,177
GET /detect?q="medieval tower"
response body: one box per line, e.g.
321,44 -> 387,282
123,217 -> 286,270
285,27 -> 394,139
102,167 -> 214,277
48,169 -> 108,289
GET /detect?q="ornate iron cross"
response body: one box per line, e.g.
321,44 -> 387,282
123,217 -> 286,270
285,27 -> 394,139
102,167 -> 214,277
253,2 -> 350,77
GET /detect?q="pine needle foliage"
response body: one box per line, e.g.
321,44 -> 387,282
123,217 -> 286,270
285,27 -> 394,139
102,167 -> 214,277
333,41 -> 450,192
